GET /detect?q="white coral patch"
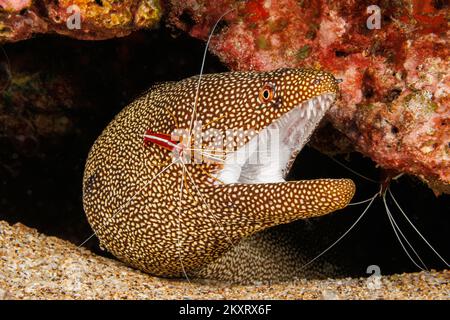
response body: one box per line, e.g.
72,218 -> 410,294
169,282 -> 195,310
318,10 -> 347,48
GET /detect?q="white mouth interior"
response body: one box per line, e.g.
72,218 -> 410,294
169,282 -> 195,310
215,93 -> 336,184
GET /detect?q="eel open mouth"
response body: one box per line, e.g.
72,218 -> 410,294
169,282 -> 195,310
216,93 -> 336,184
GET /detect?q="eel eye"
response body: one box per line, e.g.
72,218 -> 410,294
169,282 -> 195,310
258,83 -> 276,103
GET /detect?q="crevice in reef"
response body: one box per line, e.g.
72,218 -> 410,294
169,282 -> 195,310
0,27 -> 449,279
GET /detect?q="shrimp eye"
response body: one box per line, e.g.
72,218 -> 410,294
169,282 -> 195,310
258,83 -> 276,103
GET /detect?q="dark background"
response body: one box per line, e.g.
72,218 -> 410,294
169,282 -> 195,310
0,26 -> 449,277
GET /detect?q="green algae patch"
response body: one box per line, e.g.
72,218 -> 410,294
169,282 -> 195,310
296,45 -> 312,60
403,91 -> 439,116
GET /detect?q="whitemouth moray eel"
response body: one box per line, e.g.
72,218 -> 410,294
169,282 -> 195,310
82,68 -> 355,282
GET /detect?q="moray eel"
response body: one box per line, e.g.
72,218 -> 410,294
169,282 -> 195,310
83,68 -> 355,282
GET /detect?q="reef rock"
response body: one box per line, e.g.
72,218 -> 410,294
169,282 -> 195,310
167,0 -> 449,193
1,0 -> 448,193
0,0 -> 162,41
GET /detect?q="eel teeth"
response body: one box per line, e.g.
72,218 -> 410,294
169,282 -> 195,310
312,105 -> 317,117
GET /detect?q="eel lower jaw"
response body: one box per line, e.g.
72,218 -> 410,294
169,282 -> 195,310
216,93 -> 336,185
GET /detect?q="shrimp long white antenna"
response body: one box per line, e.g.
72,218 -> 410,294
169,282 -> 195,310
187,8 -> 236,142
388,188 -> 449,268
79,161 -> 175,247
382,191 -> 427,271
177,163 -> 191,283
328,155 -> 378,184
197,152 -> 225,163
383,193 -> 428,271
348,196 -> 379,206
174,8 -> 235,281
300,192 -> 378,270
180,161 -> 235,247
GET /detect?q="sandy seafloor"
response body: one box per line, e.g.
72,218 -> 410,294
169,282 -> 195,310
0,221 -> 448,300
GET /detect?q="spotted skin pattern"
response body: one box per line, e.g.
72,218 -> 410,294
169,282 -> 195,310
83,68 -> 355,280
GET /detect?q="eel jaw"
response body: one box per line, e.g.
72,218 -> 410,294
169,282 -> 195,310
216,93 -> 336,184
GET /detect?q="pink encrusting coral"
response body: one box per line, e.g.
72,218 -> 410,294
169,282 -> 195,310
0,0 -> 162,41
167,0 -> 450,193
1,0 -> 448,193
0,0 -> 30,12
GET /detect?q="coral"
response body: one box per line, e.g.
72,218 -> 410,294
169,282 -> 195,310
1,0 -> 448,192
167,0 -> 450,192
0,0 -> 162,41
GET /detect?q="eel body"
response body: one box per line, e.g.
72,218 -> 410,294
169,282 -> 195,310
83,68 -> 355,282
